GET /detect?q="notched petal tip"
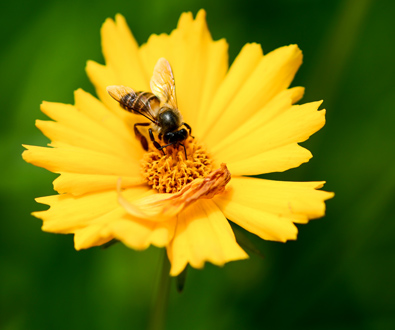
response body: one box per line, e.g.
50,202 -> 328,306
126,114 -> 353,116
117,164 -> 231,221
114,13 -> 126,23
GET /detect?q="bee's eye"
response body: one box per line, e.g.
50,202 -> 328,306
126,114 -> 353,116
179,129 -> 188,139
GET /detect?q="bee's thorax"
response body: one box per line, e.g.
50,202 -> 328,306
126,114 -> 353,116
158,109 -> 181,134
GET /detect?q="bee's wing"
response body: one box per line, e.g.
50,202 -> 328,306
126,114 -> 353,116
150,58 -> 179,111
107,85 -> 135,103
107,85 -> 158,123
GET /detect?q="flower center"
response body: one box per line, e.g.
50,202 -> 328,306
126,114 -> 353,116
141,137 -> 213,193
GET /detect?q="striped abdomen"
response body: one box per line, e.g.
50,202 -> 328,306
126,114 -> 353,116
120,91 -> 159,115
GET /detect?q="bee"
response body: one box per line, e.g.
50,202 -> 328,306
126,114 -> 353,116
107,58 -> 192,158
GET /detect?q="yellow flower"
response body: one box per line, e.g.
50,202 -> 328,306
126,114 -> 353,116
22,10 -> 334,276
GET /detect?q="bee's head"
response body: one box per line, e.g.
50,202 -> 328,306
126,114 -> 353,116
163,128 -> 188,144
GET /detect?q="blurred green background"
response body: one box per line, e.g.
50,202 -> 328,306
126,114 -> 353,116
1,0 -> 394,329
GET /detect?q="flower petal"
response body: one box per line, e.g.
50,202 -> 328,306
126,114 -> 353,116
159,10 -> 212,126
212,101 -> 326,164
209,86 -> 304,152
73,89 -> 139,148
203,44 -> 303,147
101,15 -> 149,90
192,38 -> 228,132
34,187 -> 175,250
35,120 -> 129,160
53,172 -> 145,196
38,100 -> 142,157
167,199 -> 248,276
103,215 -> 177,251
86,60 -> 132,117
139,34 -> 172,81
22,144 -> 140,176
73,225 -> 114,250
214,176 -> 334,242
197,42 -> 263,138
34,187 -> 146,231
206,86 -> 313,175
226,144 -> 312,176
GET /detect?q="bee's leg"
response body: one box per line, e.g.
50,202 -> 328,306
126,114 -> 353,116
183,122 -> 194,138
179,143 -> 187,160
134,123 -> 150,151
148,128 -> 166,155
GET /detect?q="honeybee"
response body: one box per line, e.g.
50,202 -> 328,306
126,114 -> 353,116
107,58 -> 192,158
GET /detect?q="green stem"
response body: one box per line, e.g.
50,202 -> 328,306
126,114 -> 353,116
147,250 -> 171,330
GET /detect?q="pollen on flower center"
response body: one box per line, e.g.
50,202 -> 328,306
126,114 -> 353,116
141,137 -> 213,193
